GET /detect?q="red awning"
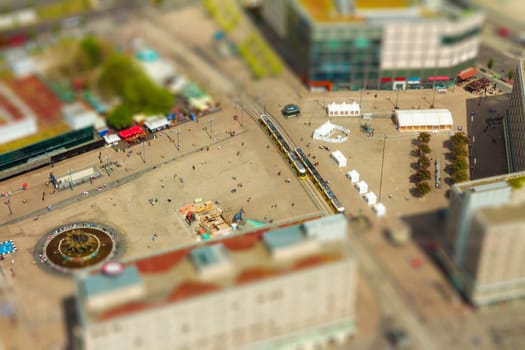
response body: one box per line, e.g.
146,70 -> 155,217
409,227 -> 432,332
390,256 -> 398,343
118,125 -> 143,139
428,76 -> 449,81
380,77 -> 392,83
395,77 -> 406,81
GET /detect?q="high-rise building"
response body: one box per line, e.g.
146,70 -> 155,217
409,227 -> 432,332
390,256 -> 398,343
261,0 -> 484,91
504,61 -> 525,172
74,215 -> 358,350
440,172 -> 525,306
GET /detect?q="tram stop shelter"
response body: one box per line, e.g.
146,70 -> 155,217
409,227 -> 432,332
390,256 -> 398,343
330,150 -> 347,167
346,169 -> 360,183
364,192 -> 377,206
356,180 -> 368,194
395,109 -> 453,132
373,203 -> 386,217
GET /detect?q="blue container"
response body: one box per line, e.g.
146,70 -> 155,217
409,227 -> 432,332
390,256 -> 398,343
189,113 -> 196,121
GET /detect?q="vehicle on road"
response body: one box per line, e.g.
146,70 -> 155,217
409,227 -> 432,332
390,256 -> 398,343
281,104 -> 300,117
387,328 -> 411,349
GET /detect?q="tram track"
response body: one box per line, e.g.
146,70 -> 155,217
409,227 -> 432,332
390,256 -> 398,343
243,103 -> 333,216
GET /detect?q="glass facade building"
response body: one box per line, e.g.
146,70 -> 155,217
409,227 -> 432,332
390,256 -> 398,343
262,0 -> 484,90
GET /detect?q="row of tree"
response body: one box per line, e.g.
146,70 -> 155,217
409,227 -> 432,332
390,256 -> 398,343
448,132 -> 469,183
414,132 -> 432,196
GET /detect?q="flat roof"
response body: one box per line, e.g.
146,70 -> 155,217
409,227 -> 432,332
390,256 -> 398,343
454,171 -> 525,193
297,0 -> 454,23
395,109 -> 453,128
78,215 -> 352,325
477,203 -> 525,225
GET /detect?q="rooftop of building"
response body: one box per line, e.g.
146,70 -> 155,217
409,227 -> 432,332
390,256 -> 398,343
296,0 -> 477,23
76,214 -> 352,325
454,171 -> 525,194
476,203 -> 525,225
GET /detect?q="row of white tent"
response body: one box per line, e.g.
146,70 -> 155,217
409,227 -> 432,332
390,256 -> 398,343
346,169 -> 386,217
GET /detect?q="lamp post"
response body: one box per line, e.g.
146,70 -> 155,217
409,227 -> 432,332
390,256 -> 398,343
209,117 -> 213,140
176,129 -> 180,150
430,83 -> 436,109
395,87 -> 400,109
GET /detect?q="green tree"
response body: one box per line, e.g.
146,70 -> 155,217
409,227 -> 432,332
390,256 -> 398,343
419,143 -> 431,154
418,132 -> 431,144
452,170 -> 469,183
416,182 -> 431,196
418,154 -> 430,169
106,104 -> 134,130
416,169 -> 431,181
80,36 -> 103,68
487,58 -> 494,70
452,145 -> 467,158
508,70 -> 515,81
451,157 -> 468,172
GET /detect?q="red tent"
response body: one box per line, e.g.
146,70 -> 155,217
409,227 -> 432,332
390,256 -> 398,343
118,125 -> 143,139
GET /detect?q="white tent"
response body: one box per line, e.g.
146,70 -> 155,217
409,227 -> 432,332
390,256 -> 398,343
327,101 -> 360,117
331,150 -> 347,167
103,134 -> 121,145
356,180 -> 368,194
312,121 -> 350,143
373,203 -> 386,217
395,109 -> 453,132
144,116 -> 171,132
346,169 -> 360,183
364,192 -> 377,206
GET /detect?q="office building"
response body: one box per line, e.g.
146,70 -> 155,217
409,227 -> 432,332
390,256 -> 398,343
261,0 -> 484,90
440,172 -> 525,306
504,60 -> 525,172
74,215 -> 358,350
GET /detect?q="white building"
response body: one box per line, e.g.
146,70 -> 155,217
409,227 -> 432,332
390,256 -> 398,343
5,49 -> 35,78
75,215 -> 358,350
62,103 -> 101,130
327,101 -> 360,117
0,83 -> 37,144
395,109 -> 453,132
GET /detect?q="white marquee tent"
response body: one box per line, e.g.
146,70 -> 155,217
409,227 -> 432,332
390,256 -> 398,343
346,169 -> 360,183
312,121 -> 350,143
103,134 -> 121,145
327,101 -> 360,117
395,109 -> 453,132
331,150 -> 347,167
356,180 -> 368,194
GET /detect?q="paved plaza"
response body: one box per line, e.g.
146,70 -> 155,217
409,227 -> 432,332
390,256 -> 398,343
0,3 -> 524,350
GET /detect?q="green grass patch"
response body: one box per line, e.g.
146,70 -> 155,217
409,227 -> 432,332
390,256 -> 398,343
0,123 -> 71,153
37,0 -> 90,21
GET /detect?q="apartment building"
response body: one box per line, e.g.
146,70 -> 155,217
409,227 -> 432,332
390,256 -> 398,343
74,214 -> 358,350
440,172 -> 525,306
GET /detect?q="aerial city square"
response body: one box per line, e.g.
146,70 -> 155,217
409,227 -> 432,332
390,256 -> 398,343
0,0 -> 525,349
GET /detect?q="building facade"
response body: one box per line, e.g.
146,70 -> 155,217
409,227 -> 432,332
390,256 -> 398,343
440,172 -> 525,306
261,0 -> 484,91
504,61 -> 525,172
75,215 -> 358,350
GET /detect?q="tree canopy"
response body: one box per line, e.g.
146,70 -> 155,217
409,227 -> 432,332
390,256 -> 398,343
98,53 -> 174,130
